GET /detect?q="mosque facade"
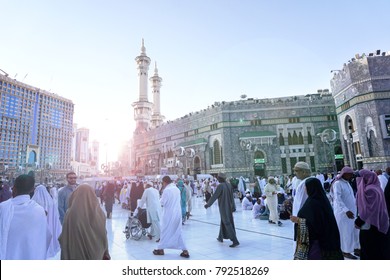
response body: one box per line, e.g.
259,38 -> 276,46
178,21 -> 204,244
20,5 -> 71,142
130,44 -> 390,179
130,41 -> 343,179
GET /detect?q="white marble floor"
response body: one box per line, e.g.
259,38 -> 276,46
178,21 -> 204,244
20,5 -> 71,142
100,195 -> 295,260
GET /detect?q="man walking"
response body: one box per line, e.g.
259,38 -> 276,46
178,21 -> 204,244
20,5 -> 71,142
58,172 -> 78,224
138,182 -> 162,241
332,166 -> 359,259
153,176 -> 190,258
291,162 -> 313,251
204,172 -> 240,248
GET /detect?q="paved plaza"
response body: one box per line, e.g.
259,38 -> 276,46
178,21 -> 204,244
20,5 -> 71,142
52,194 -> 296,260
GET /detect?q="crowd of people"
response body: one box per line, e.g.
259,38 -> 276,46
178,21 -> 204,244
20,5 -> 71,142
0,163 -> 389,260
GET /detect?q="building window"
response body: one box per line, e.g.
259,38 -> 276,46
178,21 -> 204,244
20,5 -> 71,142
298,132 -> 304,144
310,156 -> 315,172
290,157 -> 297,174
289,117 -> 300,123
213,140 -> 222,164
279,133 -> 284,146
293,131 -> 299,145
307,131 -> 313,144
251,120 -> 261,126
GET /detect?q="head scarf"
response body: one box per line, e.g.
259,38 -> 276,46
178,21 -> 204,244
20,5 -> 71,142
31,185 -> 52,214
330,166 -> 354,192
267,177 -> 276,184
356,169 -> 389,234
177,180 -> 184,188
32,184 -> 62,258
294,162 -> 311,171
58,184 -> 108,259
298,178 -> 342,258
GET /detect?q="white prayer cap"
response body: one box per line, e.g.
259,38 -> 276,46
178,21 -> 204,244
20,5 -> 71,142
294,162 -> 310,171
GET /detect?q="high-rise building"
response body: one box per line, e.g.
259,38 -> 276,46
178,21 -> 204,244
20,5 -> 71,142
75,127 -> 89,163
90,140 -> 100,169
0,72 -> 74,179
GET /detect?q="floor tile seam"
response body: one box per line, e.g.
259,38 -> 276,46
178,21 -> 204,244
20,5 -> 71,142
188,218 -> 294,241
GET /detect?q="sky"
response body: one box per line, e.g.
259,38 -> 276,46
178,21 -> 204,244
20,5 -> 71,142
2,0 -> 390,165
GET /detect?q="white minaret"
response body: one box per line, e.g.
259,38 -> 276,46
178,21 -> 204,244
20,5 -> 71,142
150,62 -> 164,128
132,39 -> 153,132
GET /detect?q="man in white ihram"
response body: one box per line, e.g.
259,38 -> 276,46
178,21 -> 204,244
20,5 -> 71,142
0,175 -> 49,259
291,162 -> 313,254
138,181 -> 162,241
152,176 -> 190,258
332,166 -> 359,259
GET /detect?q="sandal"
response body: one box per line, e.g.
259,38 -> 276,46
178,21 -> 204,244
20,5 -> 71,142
180,251 -> 190,258
153,249 -> 164,255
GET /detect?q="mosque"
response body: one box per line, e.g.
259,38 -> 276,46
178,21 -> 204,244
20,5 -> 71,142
130,41 -> 390,179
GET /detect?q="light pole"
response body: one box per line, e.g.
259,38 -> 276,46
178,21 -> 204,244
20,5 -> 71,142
317,129 -> 337,174
240,139 -> 252,178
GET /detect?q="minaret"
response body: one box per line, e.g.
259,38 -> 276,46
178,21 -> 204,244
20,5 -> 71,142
132,39 -> 153,133
150,62 -> 165,128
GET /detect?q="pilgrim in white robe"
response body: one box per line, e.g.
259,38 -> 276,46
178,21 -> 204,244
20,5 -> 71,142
0,195 -> 50,260
264,183 -> 281,223
316,173 -> 325,187
120,186 -> 128,206
378,174 -> 388,192
242,196 -> 253,210
292,177 -> 312,216
32,185 -> 62,258
157,183 -> 187,250
252,202 -> 262,218
139,187 -> 162,239
332,178 -> 359,253
49,186 -> 59,208
260,178 -> 267,194
238,176 -> 246,197
184,182 -> 193,214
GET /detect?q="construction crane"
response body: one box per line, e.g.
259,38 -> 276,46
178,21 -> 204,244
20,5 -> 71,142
0,68 -> 9,77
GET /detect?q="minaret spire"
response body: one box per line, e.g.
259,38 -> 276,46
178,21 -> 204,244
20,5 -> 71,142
132,39 -> 153,133
150,60 -> 164,128
154,61 -> 158,75
141,38 -> 146,55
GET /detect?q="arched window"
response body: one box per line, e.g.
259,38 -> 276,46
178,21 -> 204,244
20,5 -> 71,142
194,156 -> 201,173
213,140 -> 222,164
307,131 -> 313,144
292,131 -> 299,145
279,133 -> 285,146
298,132 -> 304,144
254,151 -> 265,159
288,133 -> 292,145
28,150 -> 37,165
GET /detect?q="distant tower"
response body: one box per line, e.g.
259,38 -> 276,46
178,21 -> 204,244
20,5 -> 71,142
150,62 -> 165,128
330,50 -> 390,170
132,39 -> 153,132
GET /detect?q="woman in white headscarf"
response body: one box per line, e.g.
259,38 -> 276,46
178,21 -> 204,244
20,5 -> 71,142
237,176 -> 246,201
32,184 -> 62,258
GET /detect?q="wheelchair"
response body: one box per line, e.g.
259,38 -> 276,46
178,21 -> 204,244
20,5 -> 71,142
123,208 -> 151,240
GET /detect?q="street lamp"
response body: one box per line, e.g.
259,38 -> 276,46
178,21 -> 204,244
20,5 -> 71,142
317,129 -> 337,174
240,139 -> 253,178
